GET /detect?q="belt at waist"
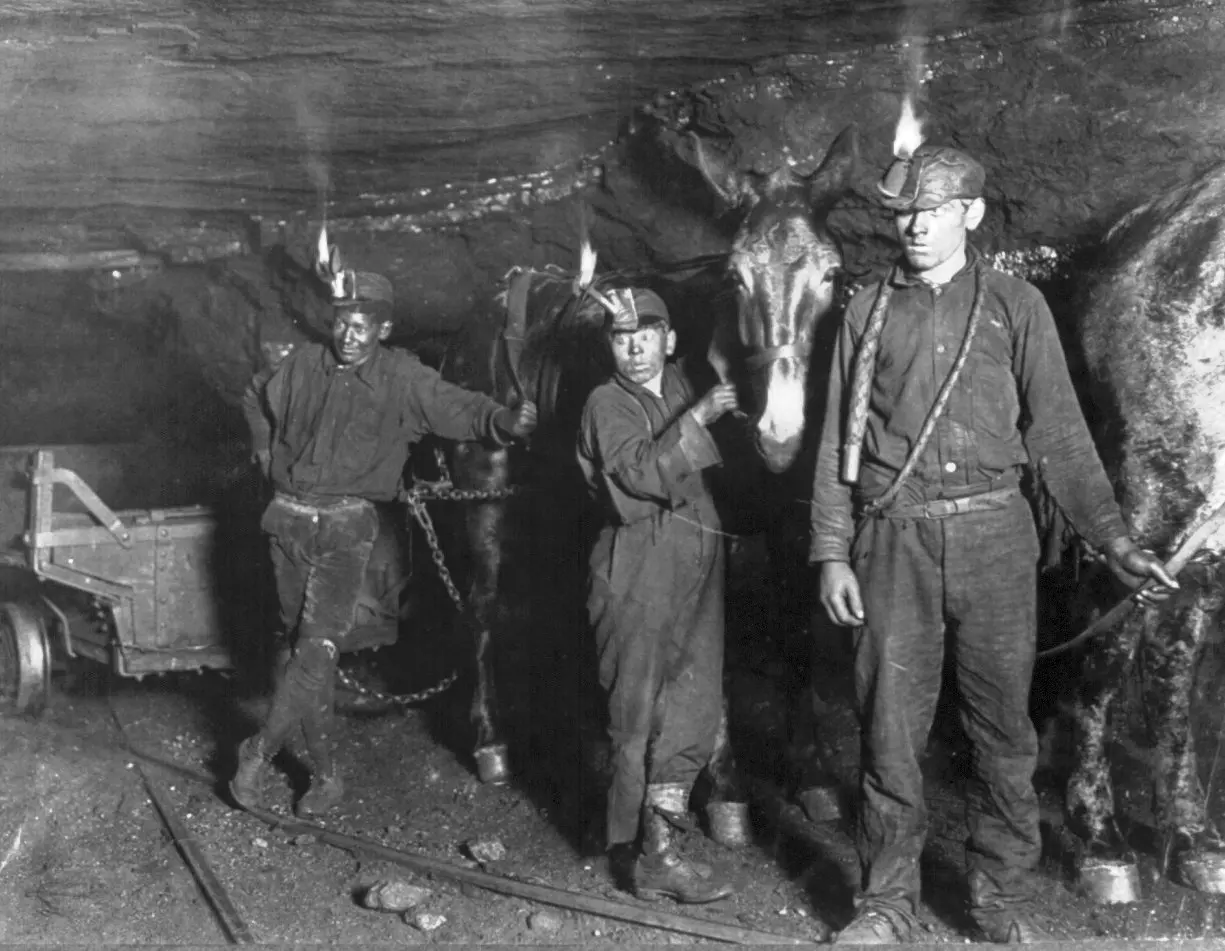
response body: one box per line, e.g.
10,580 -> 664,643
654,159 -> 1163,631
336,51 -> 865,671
274,491 -> 371,513
868,485 -> 1020,520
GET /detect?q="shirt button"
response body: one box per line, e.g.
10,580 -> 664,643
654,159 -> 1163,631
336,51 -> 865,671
944,462 -> 957,473
312,514 -> 320,523
936,344 -> 947,354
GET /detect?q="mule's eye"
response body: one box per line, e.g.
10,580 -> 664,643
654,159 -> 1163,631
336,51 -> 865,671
823,266 -> 843,284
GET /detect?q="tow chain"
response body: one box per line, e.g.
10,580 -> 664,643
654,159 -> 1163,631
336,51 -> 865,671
334,448 -> 523,708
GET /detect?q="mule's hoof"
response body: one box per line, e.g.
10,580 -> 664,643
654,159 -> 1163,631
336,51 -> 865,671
475,744 -> 510,784
705,801 -> 752,848
1176,847 -> 1225,894
795,783 -> 844,824
1078,856 -> 1141,904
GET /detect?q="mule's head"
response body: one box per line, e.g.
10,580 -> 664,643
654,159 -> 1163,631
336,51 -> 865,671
693,126 -> 858,473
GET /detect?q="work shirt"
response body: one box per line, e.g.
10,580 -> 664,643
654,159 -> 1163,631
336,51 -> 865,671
577,364 -> 722,528
810,248 -> 1128,563
244,341 -> 509,502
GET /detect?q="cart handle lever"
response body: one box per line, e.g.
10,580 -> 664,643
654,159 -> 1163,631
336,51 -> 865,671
32,452 -> 132,549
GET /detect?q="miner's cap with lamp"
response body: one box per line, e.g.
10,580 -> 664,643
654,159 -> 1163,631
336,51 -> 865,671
333,270 -> 395,311
603,286 -> 671,334
877,143 -> 986,212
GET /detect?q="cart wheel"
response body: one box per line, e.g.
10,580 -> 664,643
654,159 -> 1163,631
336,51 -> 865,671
0,601 -> 51,716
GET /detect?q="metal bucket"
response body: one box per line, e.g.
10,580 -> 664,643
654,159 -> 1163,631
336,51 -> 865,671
1079,857 -> 1141,903
706,801 -> 753,848
474,744 -> 510,785
796,784 -> 844,824
1178,850 -> 1225,894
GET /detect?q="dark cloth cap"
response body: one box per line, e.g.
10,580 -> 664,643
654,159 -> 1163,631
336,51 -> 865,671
604,287 -> 670,333
878,144 -> 986,211
335,271 -> 395,308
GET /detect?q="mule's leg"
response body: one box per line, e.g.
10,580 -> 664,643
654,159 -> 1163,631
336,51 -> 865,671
451,442 -> 512,784
1139,584 -> 1225,887
1066,611 -> 1145,856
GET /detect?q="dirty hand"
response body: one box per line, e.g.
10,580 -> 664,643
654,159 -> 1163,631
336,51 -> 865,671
690,383 -> 739,426
499,399 -> 538,439
818,560 -> 865,627
1103,535 -> 1180,606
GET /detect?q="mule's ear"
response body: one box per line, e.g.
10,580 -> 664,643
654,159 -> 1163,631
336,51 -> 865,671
690,133 -> 757,212
807,124 -> 860,209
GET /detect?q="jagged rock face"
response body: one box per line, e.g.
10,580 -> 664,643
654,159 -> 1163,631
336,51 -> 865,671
34,3 -> 1225,417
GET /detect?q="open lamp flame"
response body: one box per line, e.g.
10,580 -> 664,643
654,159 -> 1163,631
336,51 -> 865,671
892,95 -> 924,159
314,224 -> 350,300
572,205 -> 618,313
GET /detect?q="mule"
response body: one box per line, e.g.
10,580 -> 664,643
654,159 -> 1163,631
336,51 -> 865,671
441,126 -> 860,816
1061,163 -> 1225,895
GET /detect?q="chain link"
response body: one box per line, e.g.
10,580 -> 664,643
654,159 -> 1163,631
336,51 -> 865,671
334,663 -> 460,707
329,468 -> 522,707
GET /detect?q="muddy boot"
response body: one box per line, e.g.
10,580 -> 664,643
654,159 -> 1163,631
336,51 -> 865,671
230,735 -> 271,811
633,789 -> 734,904
971,901 -> 1055,944
296,772 -> 344,818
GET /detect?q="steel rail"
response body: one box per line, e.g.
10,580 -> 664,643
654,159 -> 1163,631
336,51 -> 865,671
237,801 -> 817,946
107,704 -> 255,944
108,739 -> 817,945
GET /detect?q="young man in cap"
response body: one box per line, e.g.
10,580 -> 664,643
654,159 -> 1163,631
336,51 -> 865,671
577,286 -> 739,903
810,144 -> 1177,943
233,269 -> 537,817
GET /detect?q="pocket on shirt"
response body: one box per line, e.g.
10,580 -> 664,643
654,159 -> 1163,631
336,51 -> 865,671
970,353 -> 1021,449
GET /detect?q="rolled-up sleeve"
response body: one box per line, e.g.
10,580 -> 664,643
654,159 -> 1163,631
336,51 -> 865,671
1012,290 -> 1128,548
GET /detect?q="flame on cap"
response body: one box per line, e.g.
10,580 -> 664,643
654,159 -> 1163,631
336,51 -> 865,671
576,204 -> 598,291
313,224 -> 351,300
892,94 -> 924,160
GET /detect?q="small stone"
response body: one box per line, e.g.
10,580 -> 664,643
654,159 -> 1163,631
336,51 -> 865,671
364,879 -> 432,913
251,837 -> 268,849
465,837 -> 508,865
528,910 -> 563,933
291,834 -> 317,847
409,911 -> 447,932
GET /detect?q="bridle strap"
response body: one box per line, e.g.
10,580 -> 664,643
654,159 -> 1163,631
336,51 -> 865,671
744,342 -> 801,371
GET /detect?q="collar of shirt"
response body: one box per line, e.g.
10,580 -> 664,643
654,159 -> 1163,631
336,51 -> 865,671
889,244 -> 983,289
317,342 -> 383,390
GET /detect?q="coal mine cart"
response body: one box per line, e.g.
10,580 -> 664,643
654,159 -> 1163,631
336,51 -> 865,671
0,448 -> 408,716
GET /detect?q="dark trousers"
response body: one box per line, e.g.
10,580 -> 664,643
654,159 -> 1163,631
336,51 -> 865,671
257,495 -> 379,767
589,516 -> 726,846
850,493 -> 1041,921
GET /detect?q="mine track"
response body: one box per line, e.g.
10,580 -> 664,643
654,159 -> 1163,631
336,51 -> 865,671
106,698 -> 254,944
100,694 -> 815,946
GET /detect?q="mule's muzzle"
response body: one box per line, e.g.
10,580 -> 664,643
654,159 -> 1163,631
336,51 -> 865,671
756,431 -> 802,474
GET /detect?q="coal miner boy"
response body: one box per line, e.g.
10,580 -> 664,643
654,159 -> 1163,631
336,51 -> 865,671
810,143 -> 1177,943
576,286 -> 739,903
232,263 -> 537,818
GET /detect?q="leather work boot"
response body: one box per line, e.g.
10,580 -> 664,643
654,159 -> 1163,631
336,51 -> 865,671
230,735 -> 271,811
632,798 -> 734,904
971,902 -> 1055,944
833,906 -> 909,945
296,772 -> 344,819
